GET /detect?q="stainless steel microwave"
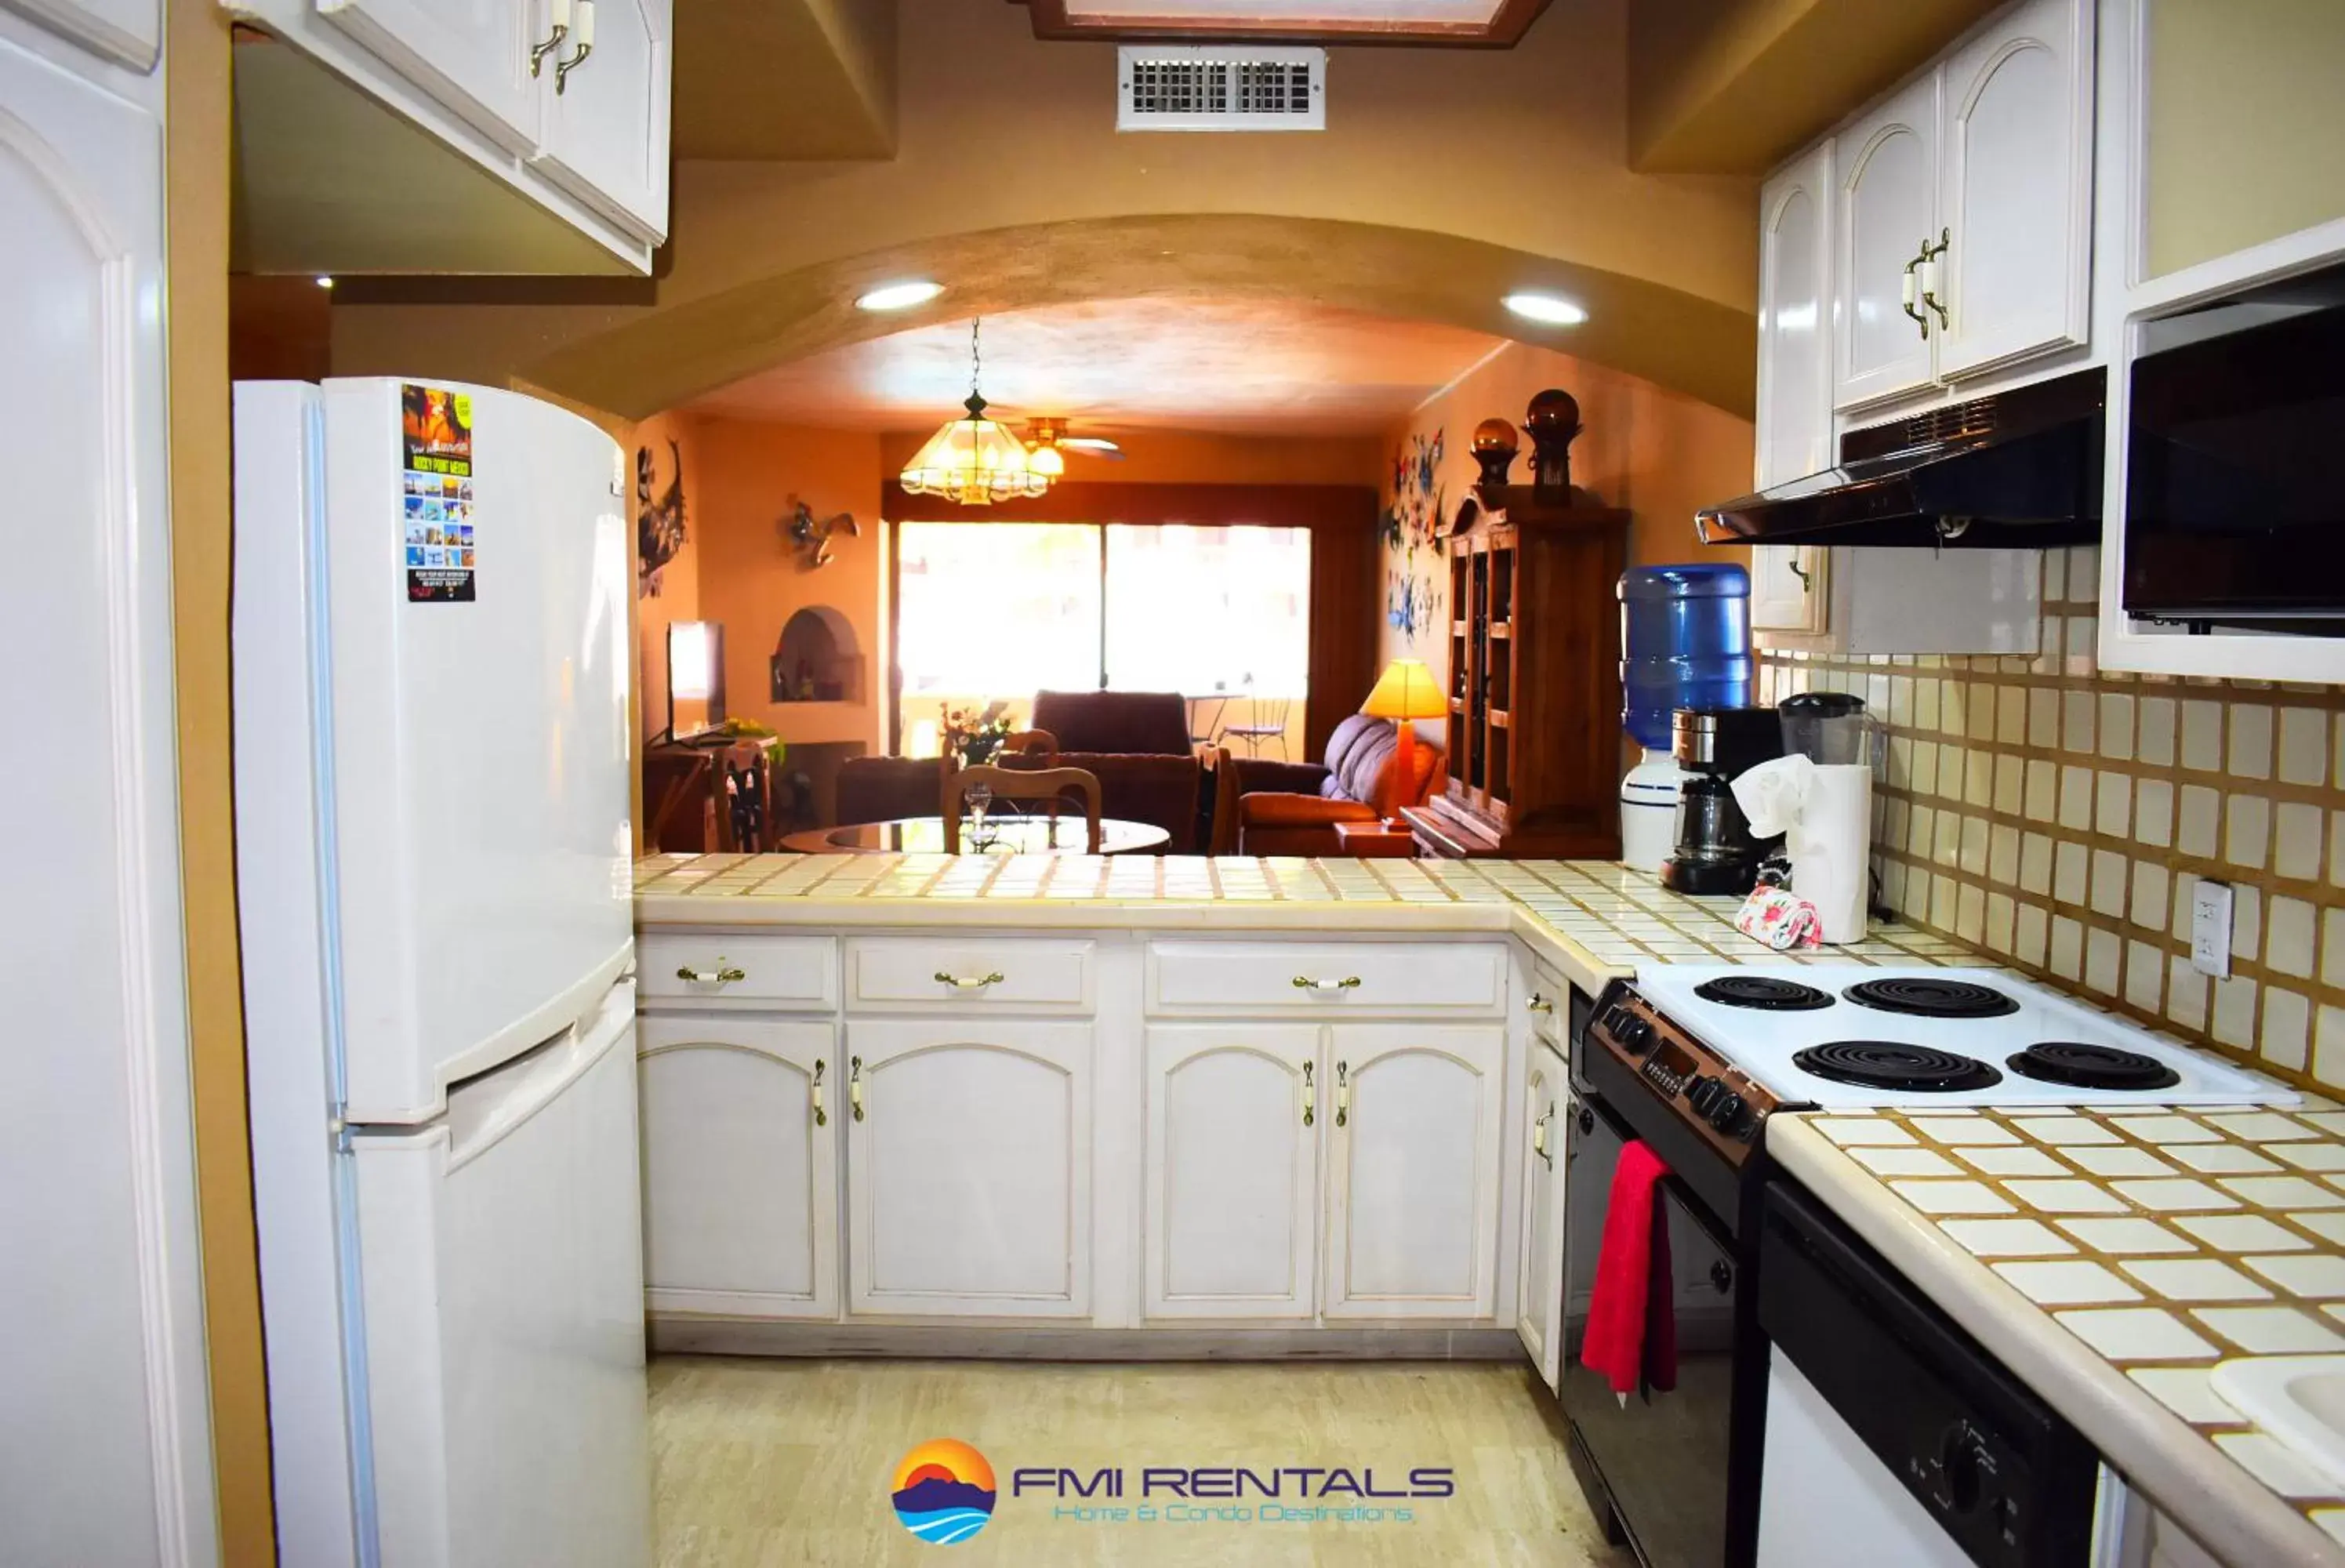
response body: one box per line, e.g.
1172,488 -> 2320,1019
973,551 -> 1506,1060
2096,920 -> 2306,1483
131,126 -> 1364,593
2122,256 -> 2345,633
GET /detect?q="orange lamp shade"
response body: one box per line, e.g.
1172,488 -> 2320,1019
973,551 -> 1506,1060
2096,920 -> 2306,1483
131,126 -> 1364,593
1360,659 -> 1446,721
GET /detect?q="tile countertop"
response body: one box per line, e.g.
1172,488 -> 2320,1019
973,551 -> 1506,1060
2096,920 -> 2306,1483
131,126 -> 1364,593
632,853 -> 1973,997
1772,1108 -> 2345,1567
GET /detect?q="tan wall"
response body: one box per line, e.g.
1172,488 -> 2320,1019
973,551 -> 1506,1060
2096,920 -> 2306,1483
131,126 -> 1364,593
693,418 -> 887,751
2145,0 -> 2345,277
1761,550 -> 2345,1093
168,0 -> 274,1557
1377,340 -> 1755,739
329,0 -> 1758,416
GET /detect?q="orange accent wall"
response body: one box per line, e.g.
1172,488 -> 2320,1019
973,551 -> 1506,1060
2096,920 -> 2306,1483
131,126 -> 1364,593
1378,341 -> 1754,737
693,418 -> 888,751
876,428 -> 1385,489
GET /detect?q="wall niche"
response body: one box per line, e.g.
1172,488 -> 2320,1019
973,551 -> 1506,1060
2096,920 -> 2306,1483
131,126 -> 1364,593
770,606 -> 863,704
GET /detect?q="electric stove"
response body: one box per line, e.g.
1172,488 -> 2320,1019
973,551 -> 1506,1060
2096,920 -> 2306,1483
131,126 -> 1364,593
1628,963 -> 2293,1111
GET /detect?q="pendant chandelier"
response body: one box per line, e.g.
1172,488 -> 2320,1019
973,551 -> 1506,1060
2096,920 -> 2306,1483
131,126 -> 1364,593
898,319 -> 1051,506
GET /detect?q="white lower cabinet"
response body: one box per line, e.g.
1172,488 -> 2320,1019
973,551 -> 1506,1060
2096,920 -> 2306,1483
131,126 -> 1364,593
637,1015 -> 837,1318
846,1017 -> 1093,1318
1144,1024 -> 1321,1319
1515,1040 -> 1568,1392
1324,1023 -> 1506,1319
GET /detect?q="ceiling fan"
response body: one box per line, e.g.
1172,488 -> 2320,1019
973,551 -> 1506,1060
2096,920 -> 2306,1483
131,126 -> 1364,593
1023,418 -> 1124,474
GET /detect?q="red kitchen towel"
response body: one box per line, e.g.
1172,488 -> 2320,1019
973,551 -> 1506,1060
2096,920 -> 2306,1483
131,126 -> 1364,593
1579,1139 -> 1679,1400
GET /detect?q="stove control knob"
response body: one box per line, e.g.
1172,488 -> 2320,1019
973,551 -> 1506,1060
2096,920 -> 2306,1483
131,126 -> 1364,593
1929,1425 -> 1989,1516
1616,1017 -> 1656,1055
1685,1076 -> 1719,1115
1705,1091 -> 1747,1134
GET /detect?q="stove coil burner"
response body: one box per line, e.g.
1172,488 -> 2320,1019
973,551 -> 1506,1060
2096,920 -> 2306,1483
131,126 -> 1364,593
1793,1041 -> 2005,1093
1843,977 -> 2020,1019
2006,1041 -> 2181,1091
1692,975 -> 1836,1011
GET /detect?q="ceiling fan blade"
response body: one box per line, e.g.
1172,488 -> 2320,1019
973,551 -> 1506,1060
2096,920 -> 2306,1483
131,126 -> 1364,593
1061,437 -> 1124,459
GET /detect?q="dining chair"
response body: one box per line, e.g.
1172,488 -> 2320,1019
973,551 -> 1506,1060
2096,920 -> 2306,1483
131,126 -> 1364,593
1222,695 -> 1292,759
942,763 -> 1102,853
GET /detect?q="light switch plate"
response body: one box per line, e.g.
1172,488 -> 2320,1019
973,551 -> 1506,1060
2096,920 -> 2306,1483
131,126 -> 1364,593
2192,880 -> 2234,978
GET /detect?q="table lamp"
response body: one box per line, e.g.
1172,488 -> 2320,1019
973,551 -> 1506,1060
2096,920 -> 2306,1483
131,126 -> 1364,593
1360,658 -> 1445,822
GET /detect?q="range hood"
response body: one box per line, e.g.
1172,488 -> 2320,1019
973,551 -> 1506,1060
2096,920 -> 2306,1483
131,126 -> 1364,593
1697,367 -> 2105,549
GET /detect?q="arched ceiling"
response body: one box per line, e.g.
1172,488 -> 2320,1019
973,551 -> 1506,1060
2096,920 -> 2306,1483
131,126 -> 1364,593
686,296 -> 1508,435
518,212 -> 1755,423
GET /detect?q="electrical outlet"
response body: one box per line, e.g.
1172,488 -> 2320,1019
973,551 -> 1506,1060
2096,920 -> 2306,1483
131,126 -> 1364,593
2191,880 -> 2234,978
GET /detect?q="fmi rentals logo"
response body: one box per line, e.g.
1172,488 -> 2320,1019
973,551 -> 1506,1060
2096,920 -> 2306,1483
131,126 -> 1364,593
889,1439 -> 997,1546
1015,1461 -> 1456,1527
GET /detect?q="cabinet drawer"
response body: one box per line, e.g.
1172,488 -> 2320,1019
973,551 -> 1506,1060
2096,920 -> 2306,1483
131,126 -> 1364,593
1147,941 -> 1506,1015
637,932 -> 837,1010
846,938 -> 1095,1013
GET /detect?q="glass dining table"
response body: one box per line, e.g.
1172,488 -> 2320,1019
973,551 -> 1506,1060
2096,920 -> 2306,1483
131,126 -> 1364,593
779,815 -> 1171,855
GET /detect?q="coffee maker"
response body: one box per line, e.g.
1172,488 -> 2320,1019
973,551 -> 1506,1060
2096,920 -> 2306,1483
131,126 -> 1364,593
1660,706 -> 1784,895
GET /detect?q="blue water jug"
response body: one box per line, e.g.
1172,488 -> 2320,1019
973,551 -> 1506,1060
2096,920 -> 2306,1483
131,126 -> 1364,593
1618,564 -> 1752,751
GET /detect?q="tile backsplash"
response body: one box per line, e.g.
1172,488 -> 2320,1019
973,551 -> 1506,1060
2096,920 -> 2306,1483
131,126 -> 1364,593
1757,547 -> 2345,1094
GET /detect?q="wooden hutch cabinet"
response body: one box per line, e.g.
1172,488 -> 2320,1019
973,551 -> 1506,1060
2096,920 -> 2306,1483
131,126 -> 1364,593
1405,485 -> 1630,859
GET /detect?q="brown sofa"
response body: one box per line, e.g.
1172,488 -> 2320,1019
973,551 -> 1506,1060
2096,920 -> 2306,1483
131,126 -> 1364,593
1215,713 -> 1443,855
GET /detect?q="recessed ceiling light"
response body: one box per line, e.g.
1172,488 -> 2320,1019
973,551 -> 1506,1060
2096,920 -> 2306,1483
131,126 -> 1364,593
1503,292 -> 1587,325
855,279 -> 945,312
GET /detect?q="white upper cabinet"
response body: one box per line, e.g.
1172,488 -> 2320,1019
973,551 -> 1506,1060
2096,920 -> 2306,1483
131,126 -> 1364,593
845,1019 -> 1093,1319
1143,1025 -> 1320,1320
1323,1025 -> 1504,1320
637,1017 -> 837,1319
1834,74 -> 1940,410
318,0 -> 544,151
1825,0 -> 2096,412
1753,142 -> 1836,635
2,0 -> 158,68
530,0 -> 671,241
1758,143 -> 1835,487
1936,0 -> 2093,379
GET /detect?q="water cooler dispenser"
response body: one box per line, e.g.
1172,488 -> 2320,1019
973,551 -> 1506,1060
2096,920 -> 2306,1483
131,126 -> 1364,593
1617,564 -> 1752,874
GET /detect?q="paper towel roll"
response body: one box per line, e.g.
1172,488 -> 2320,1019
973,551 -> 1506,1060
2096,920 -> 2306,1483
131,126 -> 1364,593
1791,764 -> 1871,943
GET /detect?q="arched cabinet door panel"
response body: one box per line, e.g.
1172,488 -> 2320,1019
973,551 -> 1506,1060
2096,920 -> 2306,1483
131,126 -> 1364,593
637,1017 -> 837,1319
1323,1025 -> 1505,1319
1936,0 -> 2094,379
0,31 -> 214,1568
846,1019 -> 1093,1318
1143,1025 -> 1321,1320
1514,1043 -> 1568,1392
1833,73 -> 1940,412
529,0 -> 670,241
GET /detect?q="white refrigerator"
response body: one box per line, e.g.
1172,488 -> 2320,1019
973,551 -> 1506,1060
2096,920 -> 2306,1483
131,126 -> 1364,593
232,379 -> 648,1566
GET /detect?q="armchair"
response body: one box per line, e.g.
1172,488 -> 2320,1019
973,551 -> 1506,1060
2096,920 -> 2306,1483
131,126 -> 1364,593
1213,713 -> 1443,856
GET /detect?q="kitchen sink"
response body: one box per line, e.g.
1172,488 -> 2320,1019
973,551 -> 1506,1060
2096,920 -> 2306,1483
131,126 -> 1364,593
2209,1356 -> 2345,1488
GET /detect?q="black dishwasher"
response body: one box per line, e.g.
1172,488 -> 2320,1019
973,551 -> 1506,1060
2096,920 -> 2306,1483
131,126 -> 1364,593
1757,1178 -> 2104,1567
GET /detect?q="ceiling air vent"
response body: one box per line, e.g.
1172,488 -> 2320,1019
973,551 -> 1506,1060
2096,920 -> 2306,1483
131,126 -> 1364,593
1117,45 -> 1326,132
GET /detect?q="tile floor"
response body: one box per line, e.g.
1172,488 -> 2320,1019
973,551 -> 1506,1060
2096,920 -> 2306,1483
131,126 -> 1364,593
649,1357 -> 1632,1567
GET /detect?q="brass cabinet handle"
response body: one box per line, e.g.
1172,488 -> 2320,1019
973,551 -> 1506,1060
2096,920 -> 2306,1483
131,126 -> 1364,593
1526,992 -> 1553,1014
1920,227 -> 1951,330
1291,975 -> 1363,992
675,961 -> 746,984
811,1058 -> 827,1127
849,1056 -> 864,1122
1901,240 -> 1932,339
1787,553 -> 1812,589
555,0 -> 595,93
1301,1060 -> 1316,1127
1334,1061 -> 1350,1128
529,0 -> 568,76
1533,1103 -> 1554,1167
934,970 -> 1005,989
